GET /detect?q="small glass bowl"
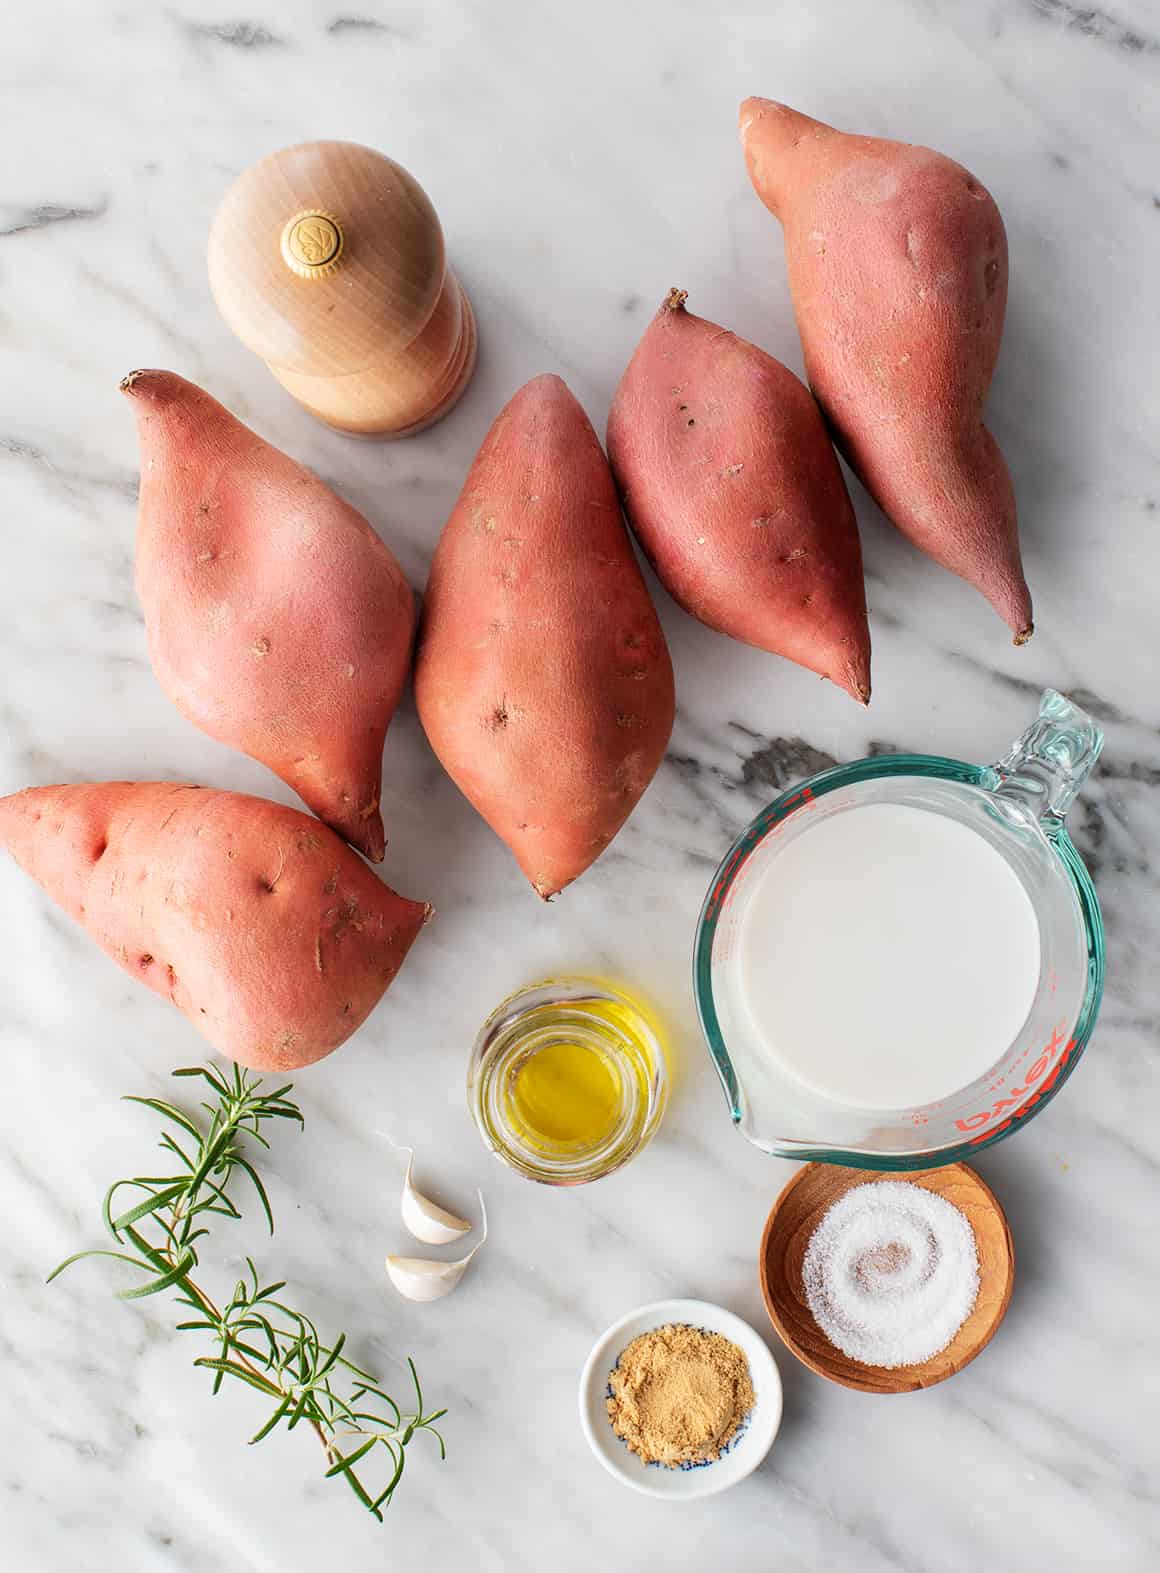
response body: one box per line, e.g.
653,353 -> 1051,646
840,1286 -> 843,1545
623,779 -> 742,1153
467,978 -> 669,1185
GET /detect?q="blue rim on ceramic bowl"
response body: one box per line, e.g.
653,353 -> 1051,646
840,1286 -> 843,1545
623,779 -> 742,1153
578,1297 -> 782,1499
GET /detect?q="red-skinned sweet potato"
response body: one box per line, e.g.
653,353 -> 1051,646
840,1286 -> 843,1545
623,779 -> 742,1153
739,99 -> 1032,642
414,374 -> 675,898
608,289 -> 870,702
124,370 -> 416,861
0,782 -> 429,1070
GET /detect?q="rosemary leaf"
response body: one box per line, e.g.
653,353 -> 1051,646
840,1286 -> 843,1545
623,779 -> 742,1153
46,1248 -> 152,1284
249,1397 -> 293,1445
324,1435 -> 380,1477
109,1182 -> 189,1232
49,1063 -> 446,1518
122,1095 -> 203,1139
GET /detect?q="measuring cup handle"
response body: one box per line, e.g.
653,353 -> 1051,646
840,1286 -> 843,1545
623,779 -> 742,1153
990,689 -> 1104,824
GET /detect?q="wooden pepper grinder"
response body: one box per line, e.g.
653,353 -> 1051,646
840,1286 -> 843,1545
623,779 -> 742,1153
208,140 -> 477,438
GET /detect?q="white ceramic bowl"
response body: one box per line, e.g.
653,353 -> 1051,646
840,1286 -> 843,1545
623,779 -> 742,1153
578,1297 -> 783,1499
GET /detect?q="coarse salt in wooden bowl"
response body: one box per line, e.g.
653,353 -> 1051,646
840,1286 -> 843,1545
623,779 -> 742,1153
759,1162 -> 1014,1394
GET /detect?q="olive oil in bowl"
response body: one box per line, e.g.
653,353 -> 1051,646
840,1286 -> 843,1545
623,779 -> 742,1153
469,980 -> 668,1184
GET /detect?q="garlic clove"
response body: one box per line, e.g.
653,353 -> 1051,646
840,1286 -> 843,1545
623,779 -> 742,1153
385,1192 -> 487,1302
399,1147 -> 472,1245
385,1256 -> 468,1302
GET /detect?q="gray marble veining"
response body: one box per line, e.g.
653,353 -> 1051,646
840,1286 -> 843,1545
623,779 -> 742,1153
1,1 -> 1158,1569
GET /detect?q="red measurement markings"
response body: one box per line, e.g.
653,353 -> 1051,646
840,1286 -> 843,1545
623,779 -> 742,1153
704,786 -> 816,918
954,1024 -> 1074,1142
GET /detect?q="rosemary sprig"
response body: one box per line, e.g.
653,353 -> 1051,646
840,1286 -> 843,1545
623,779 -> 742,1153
48,1062 -> 446,1519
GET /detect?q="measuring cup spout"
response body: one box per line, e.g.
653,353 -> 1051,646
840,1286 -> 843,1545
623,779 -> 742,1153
990,689 -> 1104,825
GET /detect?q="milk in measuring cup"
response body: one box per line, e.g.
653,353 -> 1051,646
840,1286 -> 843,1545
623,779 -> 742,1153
737,803 -> 1042,1110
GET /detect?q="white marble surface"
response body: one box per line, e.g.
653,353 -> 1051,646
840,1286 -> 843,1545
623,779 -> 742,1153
2,1 -> 1158,1568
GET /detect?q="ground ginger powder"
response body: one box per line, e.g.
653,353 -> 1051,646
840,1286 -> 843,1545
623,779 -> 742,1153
606,1323 -> 756,1467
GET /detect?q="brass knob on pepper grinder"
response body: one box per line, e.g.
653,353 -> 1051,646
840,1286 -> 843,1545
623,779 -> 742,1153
208,140 -> 477,438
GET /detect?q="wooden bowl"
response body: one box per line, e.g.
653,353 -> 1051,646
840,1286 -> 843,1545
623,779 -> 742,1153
759,1163 -> 1013,1394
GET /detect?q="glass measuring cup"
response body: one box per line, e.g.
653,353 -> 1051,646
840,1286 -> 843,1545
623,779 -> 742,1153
694,690 -> 1104,1169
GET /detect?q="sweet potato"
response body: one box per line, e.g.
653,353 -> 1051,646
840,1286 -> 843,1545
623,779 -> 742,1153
607,289 -> 870,702
0,782 -> 429,1070
123,370 -> 416,861
414,374 -> 674,898
739,99 -> 1032,642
